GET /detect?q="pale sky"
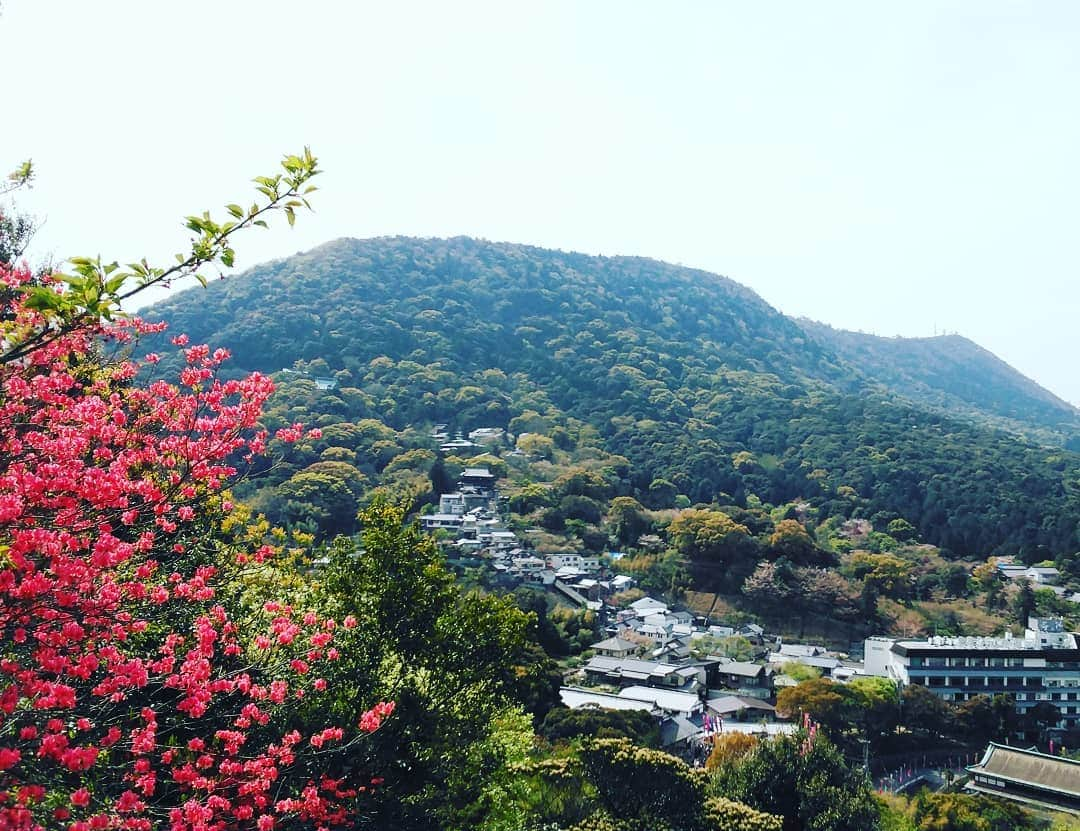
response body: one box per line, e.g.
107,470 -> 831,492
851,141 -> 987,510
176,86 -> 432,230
3,1 -> 1078,403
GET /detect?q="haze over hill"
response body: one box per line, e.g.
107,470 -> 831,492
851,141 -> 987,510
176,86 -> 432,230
144,236 -> 1080,559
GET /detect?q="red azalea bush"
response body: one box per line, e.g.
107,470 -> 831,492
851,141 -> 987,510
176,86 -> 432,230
0,259 -> 392,830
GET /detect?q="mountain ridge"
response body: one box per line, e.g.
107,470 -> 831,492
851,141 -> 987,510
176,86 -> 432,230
186,235 -> 1077,446
794,319 -> 1080,449
142,235 -> 1080,557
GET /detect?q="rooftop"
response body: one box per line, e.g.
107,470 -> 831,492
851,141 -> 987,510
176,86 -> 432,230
707,695 -> 776,716
585,656 -> 681,677
461,467 -> 495,478
717,661 -> 767,678
590,636 -> 639,653
660,715 -> 702,746
629,596 -> 668,612
559,687 -> 655,712
967,743 -> 1080,800
895,635 -> 1043,652
618,686 -> 701,713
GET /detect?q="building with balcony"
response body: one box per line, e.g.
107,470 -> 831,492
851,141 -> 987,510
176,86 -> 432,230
864,618 -> 1080,732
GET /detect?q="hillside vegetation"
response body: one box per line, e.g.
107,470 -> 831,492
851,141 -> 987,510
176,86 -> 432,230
798,320 -> 1080,448
143,236 -> 1080,560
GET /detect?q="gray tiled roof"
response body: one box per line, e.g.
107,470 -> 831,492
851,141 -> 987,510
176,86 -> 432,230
968,743 -> 1080,797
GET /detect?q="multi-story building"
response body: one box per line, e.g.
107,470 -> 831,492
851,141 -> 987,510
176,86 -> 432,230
864,618 -> 1080,732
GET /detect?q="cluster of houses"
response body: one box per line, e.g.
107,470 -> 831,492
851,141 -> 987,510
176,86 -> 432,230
418,464 -> 636,597
429,424 -> 506,455
411,434 -> 1080,810
995,557 -> 1080,604
559,590 -> 1080,776
560,595 -> 813,756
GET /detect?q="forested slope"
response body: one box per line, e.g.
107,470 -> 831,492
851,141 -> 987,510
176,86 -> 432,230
143,236 -> 1080,558
798,319 -> 1080,448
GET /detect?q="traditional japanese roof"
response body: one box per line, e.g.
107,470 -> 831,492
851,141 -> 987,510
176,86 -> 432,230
706,695 -> 776,716
629,596 -> 668,612
776,643 -> 824,657
660,715 -> 703,746
967,743 -> 1080,801
718,661 -> 767,678
590,636 -> 638,653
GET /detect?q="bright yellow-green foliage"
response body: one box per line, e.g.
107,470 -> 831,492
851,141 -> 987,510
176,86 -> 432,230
506,738 -> 781,831
912,791 -> 1046,831
768,519 -> 817,560
518,432 -> 556,459
668,509 -> 752,562
703,796 -> 783,831
843,551 -> 914,596
705,732 -> 759,770
782,661 -> 823,682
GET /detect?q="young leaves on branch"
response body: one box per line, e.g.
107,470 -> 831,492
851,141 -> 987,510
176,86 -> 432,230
9,148 -> 319,364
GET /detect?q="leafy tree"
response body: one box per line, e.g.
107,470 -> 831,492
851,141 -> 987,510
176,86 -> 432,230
508,482 -> 553,514
913,791 -> 1039,831
782,662 -> 823,683
705,732 -> 759,770
269,460 -> 367,536
886,518 -> 917,541
507,739 -> 783,831
844,551 -> 914,599
517,432 -> 556,460
847,676 -> 899,740
1024,701 -> 1061,743
316,502 -> 548,829
768,519 -> 821,564
901,685 -> 955,739
776,679 -> 863,740
539,707 -> 660,747
1012,580 -> 1037,627
607,496 -> 650,546
643,478 -> 678,509
955,694 -> 1005,746
554,467 -> 613,500
580,738 -> 780,831
711,732 -> 881,831
669,508 -> 754,564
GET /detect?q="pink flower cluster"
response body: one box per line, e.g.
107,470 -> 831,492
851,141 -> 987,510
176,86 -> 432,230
0,264 -> 393,830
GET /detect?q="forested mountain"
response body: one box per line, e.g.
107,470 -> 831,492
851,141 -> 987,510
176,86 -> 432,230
797,319 -> 1080,449
142,236 -> 1080,559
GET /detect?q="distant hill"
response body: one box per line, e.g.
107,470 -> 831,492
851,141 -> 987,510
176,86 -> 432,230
142,236 -> 1080,558
797,320 -> 1080,449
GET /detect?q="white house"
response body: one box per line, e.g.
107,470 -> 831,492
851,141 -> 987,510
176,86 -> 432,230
618,686 -> 703,718
1025,567 -> 1061,585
